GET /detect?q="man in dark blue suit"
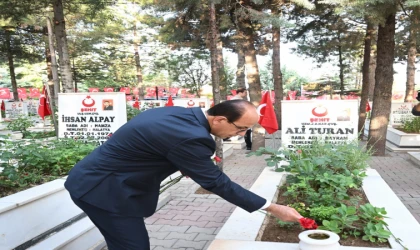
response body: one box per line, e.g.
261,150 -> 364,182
65,100 -> 302,250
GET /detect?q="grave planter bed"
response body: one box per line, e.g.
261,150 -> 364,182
209,167 -> 420,250
364,120 -> 420,148
209,143 -> 420,250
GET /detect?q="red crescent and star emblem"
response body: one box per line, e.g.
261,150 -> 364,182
82,96 -> 96,107
312,106 -> 328,117
257,104 -> 267,116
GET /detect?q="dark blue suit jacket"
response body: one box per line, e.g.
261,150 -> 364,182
65,107 -> 266,217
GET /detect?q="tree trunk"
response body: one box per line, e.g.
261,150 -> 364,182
358,21 -> 374,139
236,43 -> 246,88
367,13 -> 395,156
53,0 -> 73,93
5,29 -> 19,101
238,19 -> 264,151
45,47 -> 55,100
338,44 -> 345,99
217,40 -> 227,100
133,27 -> 144,100
368,48 -> 377,101
404,6 -> 419,102
47,18 -> 60,99
272,22 -> 282,129
209,0 -> 223,171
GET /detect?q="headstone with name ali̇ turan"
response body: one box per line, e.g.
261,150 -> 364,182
281,100 -> 358,148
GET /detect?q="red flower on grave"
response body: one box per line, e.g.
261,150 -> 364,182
299,218 -> 318,229
214,156 -> 222,163
297,149 -> 302,154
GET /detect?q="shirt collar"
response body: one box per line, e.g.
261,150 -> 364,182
191,108 -> 211,132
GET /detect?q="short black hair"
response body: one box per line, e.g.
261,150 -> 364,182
416,91 -> 420,102
207,100 -> 254,122
236,88 -> 247,94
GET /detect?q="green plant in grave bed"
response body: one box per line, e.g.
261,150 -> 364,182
276,219 -> 296,228
402,116 -> 420,133
24,130 -> 56,139
320,204 -> 359,233
126,105 -> 141,121
362,222 -> 391,243
309,206 -> 338,222
6,115 -> 35,135
0,138 -> 96,190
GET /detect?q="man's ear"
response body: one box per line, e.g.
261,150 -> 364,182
212,116 -> 227,124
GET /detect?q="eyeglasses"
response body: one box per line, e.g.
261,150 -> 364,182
230,121 -> 251,132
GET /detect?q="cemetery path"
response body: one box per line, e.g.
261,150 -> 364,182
368,151 -> 420,223
143,148 -> 266,250
101,148 -> 420,250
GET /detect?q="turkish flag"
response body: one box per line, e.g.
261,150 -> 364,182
89,88 -> 99,92
0,88 -> 10,99
366,101 -> 371,112
1,100 -> 4,111
165,96 -> 174,106
258,91 -> 278,134
37,86 -> 52,120
133,97 -> 140,109
120,87 -> 130,94
103,87 -> 114,92
29,88 -> 40,98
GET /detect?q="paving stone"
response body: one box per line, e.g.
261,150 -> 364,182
178,201 -> 203,206
179,220 -> 208,227
172,240 -> 207,249
150,213 -> 177,220
215,211 -> 232,217
149,231 -> 170,240
147,225 -> 164,232
165,232 -> 198,241
198,216 -> 225,223
206,206 -> 232,212
149,238 -> 177,248
153,247 -> 186,250
190,211 -> 217,217
194,233 -> 216,241
159,225 -> 190,233
194,198 -> 217,203
154,219 -> 183,226
204,222 -> 224,228
184,206 -> 209,212
162,210 -> 194,216
186,226 -> 217,234
145,217 -> 158,224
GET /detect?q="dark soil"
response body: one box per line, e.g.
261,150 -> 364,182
260,188 -> 391,248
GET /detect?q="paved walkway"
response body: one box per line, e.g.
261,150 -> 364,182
368,151 -> 420,222
145,149 -> 266,250
103,147 -> 420,250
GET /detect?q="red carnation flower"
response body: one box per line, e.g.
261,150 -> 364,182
299,217 -> 318,229
214,156 -> 222,163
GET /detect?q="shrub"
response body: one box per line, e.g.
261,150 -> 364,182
0,138 -> 96,196
6,115 -> 35,135
126,105 -> 141,121
402,117 -> 420,133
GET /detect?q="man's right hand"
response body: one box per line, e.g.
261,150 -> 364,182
264,203 -> 303,223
